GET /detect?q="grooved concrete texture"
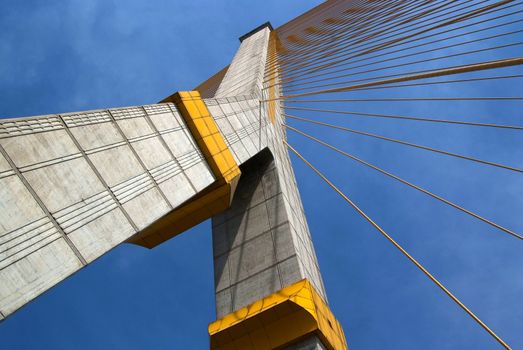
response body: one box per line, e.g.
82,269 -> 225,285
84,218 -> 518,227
211,27 -> 327,319
0,26 -> 329,350
0,103 -> 214,318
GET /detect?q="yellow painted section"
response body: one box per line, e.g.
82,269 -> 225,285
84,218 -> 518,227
209,279 -> 348,350
129,91 -> 240,248
266,32 -> 279,124
174,91 -> 240,185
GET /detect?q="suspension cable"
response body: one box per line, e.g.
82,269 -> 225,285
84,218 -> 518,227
285,97 -> 523,102
276,0 -> 517,83
285,125 -> 523,241
264,57 -> 523,101
285,141 -> 512,350
283,106 -> 523,131
282,34 -> 523,93
270,12 -> 523,89
286,73 -> 523,94
285,115 -> 523,174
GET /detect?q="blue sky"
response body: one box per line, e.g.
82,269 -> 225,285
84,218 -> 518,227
1,1 -> 522,349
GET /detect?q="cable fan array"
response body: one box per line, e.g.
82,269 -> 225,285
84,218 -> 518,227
264,1 -> 523,349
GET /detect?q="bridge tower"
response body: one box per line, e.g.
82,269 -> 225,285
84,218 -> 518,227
3,0 -> 519,348
0,7 -> 346,350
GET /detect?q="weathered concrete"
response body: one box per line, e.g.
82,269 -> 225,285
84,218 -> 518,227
214,27 -> 269,100
0,21 -> 335,350
212,149 -> 326,316
0,103 -> 214,317
209,25 -> 331,349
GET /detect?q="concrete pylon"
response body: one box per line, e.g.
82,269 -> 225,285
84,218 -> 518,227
0,22 -> 347,349
203,24 -> 346,350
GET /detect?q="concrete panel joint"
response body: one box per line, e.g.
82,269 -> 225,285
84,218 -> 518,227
128,91 -> 241,248
0,14 -> 348,350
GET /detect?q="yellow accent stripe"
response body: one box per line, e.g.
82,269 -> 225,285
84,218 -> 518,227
266,31 -> 279,124
208,279 -> 348,350
173,91 -> 240,184
129,91 -> 240,248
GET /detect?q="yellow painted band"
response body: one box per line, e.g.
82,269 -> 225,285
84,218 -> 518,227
172,91 -> 240,185
129,91 -> 240,248
266,32 -> 278,124
209,279 -> 348,350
